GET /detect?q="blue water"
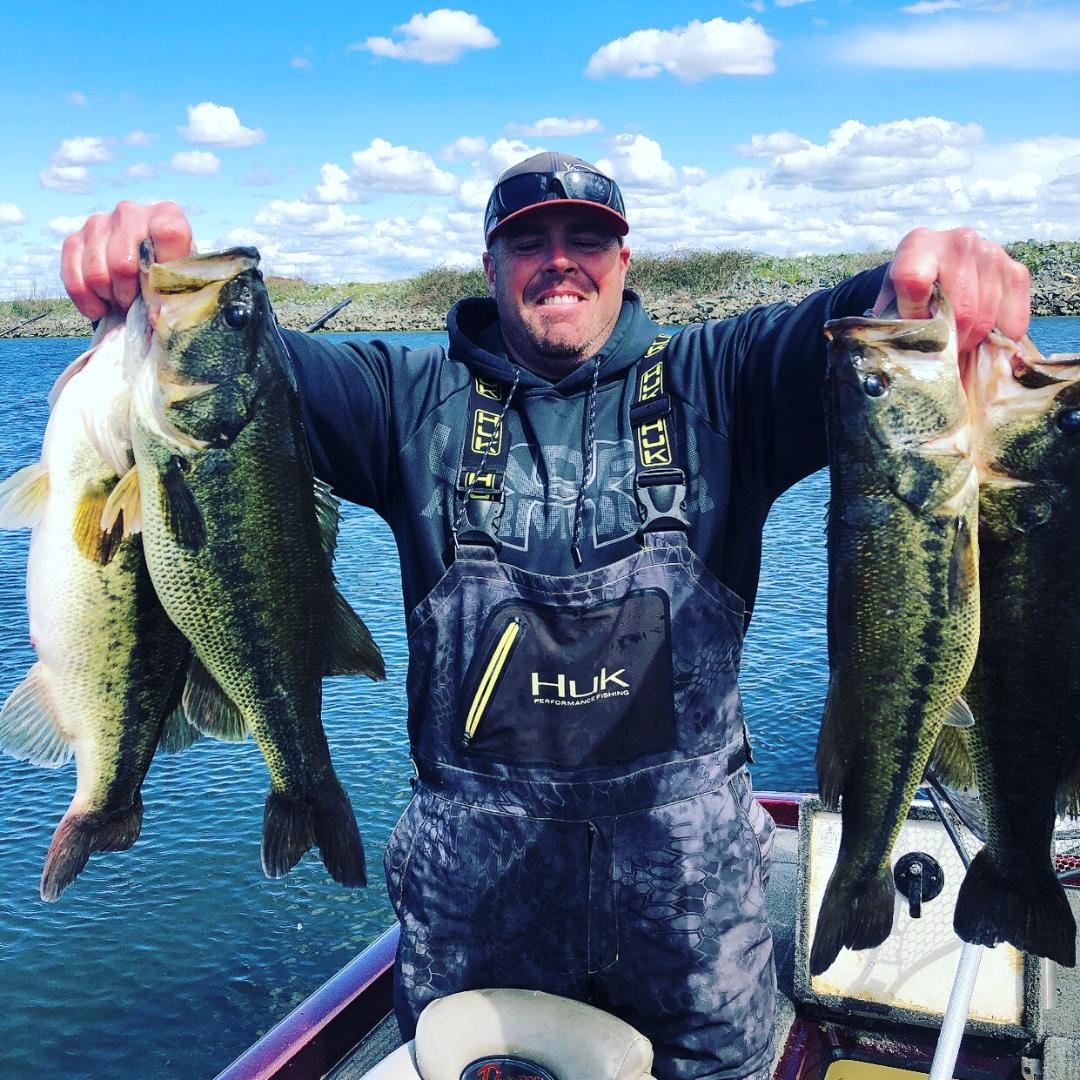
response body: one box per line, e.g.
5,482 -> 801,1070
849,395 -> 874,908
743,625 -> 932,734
0,319 -> 1076,1078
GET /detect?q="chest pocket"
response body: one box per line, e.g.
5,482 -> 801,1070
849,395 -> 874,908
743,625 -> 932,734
459,589 -> 675,769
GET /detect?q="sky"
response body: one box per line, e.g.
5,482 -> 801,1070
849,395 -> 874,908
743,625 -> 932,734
2,0 -> 1079,295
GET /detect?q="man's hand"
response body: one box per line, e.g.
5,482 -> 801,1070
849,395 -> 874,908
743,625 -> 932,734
62,201 -> 193,322
875,227 -> 1031,353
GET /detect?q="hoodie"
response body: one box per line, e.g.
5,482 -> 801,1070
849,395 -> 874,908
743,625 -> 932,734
283,269 -> 886,621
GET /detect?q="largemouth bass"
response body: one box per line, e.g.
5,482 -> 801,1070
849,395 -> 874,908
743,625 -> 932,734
0,312 -> 193,901
811,289 -> 980,976
946,330 -> 1080,965
112,244 -> 384,887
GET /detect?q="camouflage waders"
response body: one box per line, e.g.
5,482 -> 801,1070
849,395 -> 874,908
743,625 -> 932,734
385,347 -> 777,1079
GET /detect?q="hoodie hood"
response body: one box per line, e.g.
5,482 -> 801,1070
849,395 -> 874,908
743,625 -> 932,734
447,289 -> 662,395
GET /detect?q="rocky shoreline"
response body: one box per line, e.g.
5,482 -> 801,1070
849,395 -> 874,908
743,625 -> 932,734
5,245 -> 1079,339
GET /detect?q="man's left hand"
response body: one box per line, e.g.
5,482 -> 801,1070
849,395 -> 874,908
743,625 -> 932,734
875,227 -> 1031,353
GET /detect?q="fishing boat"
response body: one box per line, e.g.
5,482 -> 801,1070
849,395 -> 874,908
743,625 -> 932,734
215,792 -> 1080,1080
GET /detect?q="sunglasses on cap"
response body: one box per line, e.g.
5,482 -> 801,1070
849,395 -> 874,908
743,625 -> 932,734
485,164 -> 627,242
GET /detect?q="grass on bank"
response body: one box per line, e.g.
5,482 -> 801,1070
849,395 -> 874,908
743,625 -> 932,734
3,241 -> 1078,330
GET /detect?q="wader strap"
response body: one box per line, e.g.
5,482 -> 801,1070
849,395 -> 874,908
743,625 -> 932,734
448,373 -> 516,556
630,333 -> 688,536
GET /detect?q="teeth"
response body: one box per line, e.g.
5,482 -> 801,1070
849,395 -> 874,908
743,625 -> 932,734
540,295 -> 581,306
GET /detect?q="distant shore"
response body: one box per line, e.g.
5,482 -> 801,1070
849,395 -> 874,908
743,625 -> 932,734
4,240 -> 1079,339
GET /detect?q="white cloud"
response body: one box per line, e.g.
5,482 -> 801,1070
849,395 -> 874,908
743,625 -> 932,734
124,129 -> 157,147
775,0 -> 813,6
0,203 -> 27,228
52,136 -> 112,166
308,139 -> 457,204
597,134 -> 681,192
254,200 -> 330,227
485,138 -> 543,175
66,91 -> 88,107
441,136 -> 488,162
506,116 -> 602,138
354,9 -> 499,64
123,163 -> 158,181
180,102 -> 265,147
586,17 -> 776,81
737,131 -> 812,158
291,56 -> 312,69
44,215 -> 89,238
838,11 -> 1080,69
901,1 -> 964,12
760,117 -> 983,191
39,165 -> 93,193
170,150 -> 221,176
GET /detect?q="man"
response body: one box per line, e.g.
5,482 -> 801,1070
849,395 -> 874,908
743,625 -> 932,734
62,152 -> 1029,1079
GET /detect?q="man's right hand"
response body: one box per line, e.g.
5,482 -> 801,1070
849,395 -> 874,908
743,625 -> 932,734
62,201 -> 193,321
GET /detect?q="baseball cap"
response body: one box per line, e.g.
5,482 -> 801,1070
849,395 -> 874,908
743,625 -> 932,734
484,152 -> 628,246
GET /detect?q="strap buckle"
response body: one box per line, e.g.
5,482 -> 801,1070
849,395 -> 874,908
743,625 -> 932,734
635,468 -> 688,536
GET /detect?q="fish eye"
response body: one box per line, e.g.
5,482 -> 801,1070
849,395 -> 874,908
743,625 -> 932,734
1056,407 -> 1080,436
222,302 -> 251,330
862,372 -> 888,398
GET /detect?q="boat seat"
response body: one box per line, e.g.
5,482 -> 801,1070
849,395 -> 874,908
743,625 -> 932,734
360,988 -> 656,1079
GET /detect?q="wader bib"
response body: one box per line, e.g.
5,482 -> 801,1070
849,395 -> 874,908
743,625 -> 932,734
384,343 -> 777,1080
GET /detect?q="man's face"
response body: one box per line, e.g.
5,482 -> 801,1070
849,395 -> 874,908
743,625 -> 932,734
482,208 -> 631,380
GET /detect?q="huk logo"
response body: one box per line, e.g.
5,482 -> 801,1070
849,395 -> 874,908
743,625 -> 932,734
530,666 -> 630,706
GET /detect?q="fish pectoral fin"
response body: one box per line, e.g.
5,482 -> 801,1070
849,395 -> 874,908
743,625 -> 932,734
947,515 -> 977,607
160,456 -> 207,549
839,494 -> 895,530
0,662 -> 73,768
75,479 -> 126,566
101,466 -> 143,537
943,696 -> 975,729
326,590 -> 386,680
0,461 -> 49,528
181,654 -> 248,741
157,701 -> 204,753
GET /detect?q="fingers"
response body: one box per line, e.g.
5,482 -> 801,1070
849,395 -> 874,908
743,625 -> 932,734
886,226 -> 1031,352
61,201 -> 192,320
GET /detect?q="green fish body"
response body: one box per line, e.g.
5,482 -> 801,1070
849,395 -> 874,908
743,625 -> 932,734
946,331 -> 1080,965
125,247 -> 383,886
811,290 -> 980,975
0,314 -> 191,901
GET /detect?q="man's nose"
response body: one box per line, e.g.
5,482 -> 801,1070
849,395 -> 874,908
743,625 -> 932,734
544,240 -> 577,271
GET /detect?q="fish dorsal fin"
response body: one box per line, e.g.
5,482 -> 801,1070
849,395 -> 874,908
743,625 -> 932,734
0,663 -> 73,767
181,655 -> 248,741
158,701 -> 204,753
0,462 -> 49,529
944,696 -> 975,728
74,479 -> 126,565
326,590 -> 385,680
314,479 -> 341,565
101,466 -> 143,537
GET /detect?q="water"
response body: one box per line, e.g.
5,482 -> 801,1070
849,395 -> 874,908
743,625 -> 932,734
0,320 -> 1075,1078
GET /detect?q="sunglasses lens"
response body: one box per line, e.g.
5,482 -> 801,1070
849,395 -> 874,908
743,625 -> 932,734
496,173 -> 552,215
560,171 -> 615,207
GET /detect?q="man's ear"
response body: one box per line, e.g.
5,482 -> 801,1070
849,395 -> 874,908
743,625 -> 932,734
482,251 -> 497,297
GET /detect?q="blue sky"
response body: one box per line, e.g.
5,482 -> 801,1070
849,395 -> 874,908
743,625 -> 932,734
2,0 -> 1079,294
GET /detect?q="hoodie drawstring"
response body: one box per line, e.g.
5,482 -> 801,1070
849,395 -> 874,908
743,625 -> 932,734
571,354 -> 602,568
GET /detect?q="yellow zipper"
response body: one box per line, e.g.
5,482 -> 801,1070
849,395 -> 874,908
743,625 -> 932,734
463,619 -> 521,745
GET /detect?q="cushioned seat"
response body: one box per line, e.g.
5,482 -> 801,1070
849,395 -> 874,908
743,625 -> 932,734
360,988 -> 656,1079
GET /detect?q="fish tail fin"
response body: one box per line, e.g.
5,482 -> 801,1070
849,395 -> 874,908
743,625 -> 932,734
809,862 -> 896,976
954,849 -> 1076,967
262,783 -> 367,887
40,797 -> 144,902
326,590 -> 385,680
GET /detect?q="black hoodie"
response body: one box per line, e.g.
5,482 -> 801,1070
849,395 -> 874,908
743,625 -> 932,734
283,269 -> 885,621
